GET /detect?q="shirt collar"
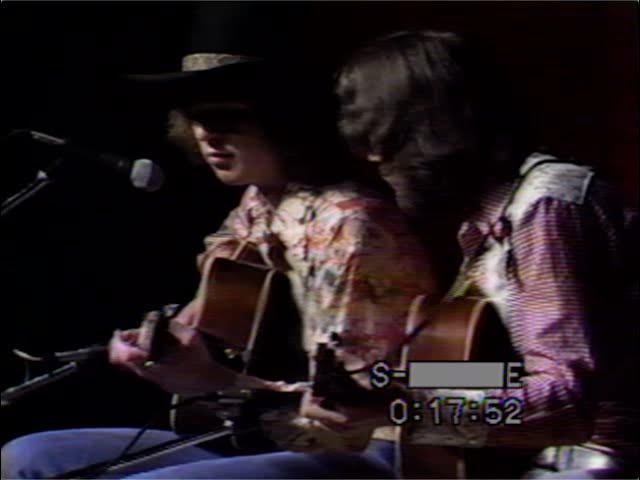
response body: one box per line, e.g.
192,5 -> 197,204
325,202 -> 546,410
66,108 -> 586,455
519,152 -> 560,176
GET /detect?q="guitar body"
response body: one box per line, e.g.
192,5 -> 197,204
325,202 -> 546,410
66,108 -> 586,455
398,295 -> 520,479
170,245 -> 308,435
197,255 -> 306,381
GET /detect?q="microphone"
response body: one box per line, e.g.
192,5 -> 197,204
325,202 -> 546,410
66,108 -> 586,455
12,130 -> 164,192
51,345 -> 109,363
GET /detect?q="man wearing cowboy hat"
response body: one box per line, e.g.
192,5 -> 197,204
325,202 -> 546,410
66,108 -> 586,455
2,4 -> 438,479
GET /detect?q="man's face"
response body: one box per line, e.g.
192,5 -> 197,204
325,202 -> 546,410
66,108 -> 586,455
188,102 -> 286,188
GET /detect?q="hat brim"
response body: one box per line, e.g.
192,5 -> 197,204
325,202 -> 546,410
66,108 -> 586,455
123,60 -> 271,108
125,57 -> 264,83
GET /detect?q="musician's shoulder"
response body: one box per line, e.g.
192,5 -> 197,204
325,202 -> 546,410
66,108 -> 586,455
316,181 -> 394,215
309,183 -> 414,247
517,152 -> 594,206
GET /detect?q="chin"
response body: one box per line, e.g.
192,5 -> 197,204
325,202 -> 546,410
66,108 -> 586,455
212,169 -> 247,186
216,175 -> 250,187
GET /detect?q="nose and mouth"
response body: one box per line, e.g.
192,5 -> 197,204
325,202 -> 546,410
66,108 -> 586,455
196,132 -> 236,170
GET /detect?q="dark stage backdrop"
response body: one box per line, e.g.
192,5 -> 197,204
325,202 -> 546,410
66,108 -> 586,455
1,1 -> 638,445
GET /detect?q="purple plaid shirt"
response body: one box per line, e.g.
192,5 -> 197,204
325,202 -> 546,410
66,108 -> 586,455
410,154 -> 638,456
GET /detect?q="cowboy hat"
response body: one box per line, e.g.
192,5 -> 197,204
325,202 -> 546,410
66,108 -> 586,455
125,3 -> 310,107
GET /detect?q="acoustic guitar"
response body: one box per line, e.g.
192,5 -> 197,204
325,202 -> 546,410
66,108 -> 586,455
396,294 -> 527,479
137,239 -> 395,451
54,243 -> 309,478
139,241 -> 308,437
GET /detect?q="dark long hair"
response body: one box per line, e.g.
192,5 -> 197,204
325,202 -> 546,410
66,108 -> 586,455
337,30 -> 529,214
337,31 -> 530,286
168,64 -> 393,198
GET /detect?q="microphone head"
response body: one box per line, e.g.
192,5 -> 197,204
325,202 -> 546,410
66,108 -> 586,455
130,158 -> 164,192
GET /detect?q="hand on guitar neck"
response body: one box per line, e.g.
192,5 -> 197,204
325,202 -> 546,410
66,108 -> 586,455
108,300 -> 273,396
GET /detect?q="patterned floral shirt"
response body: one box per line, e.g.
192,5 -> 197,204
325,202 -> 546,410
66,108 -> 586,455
408,153 -> 638,456
197,181 -> 436,375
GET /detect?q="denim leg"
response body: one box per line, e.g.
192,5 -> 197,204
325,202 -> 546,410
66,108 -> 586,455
1,428 -> 224,479
124,440 -> 396,479
532,467 -> 634,479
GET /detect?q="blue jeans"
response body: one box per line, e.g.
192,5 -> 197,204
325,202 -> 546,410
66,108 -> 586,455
522,445 -> 639,480
1,428 -> 395,479
534,469 -> 635,479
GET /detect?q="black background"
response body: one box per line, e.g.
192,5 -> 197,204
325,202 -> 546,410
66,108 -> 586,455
1,1 -> 638,445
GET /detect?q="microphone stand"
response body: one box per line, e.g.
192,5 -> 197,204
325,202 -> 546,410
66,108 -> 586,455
2,129 -> 65,218
55,424 -> 241,479
1,168 -> 56,217
1,361 -> 80,407
55,390 -> 291,478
